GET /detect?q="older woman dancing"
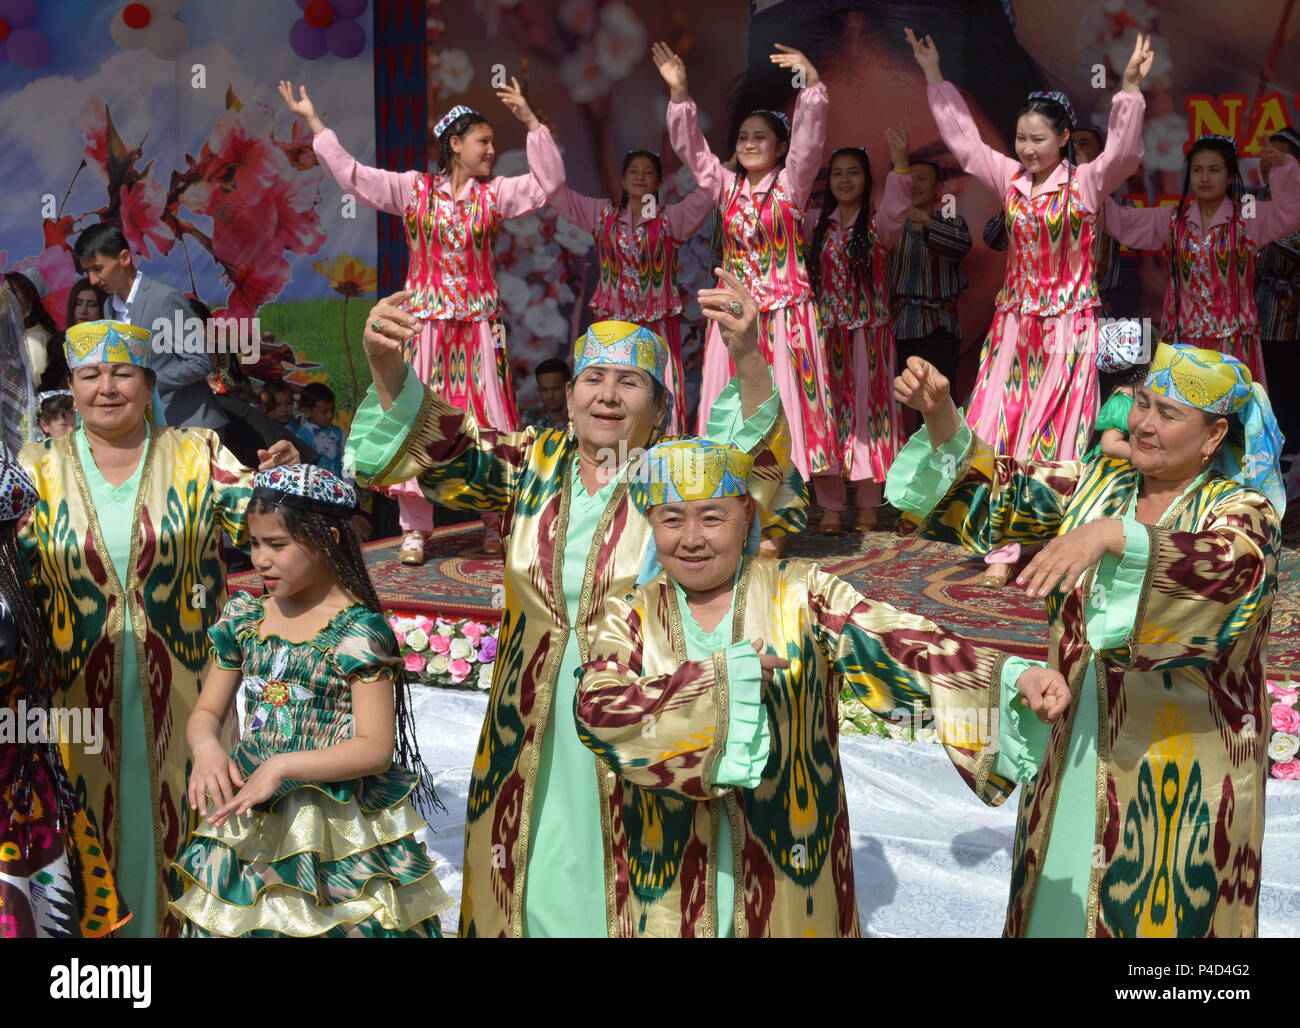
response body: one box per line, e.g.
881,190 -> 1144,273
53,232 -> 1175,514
347,270 -> 805,936
884,343 -> 1284,937
18,321 -> 297,937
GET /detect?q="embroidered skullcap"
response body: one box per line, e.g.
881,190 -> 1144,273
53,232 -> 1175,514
1197,133 -> 1238,156
1145,343 -> 1285,514
1095,319 -> 1147,372
0,451 -> 38,522
749,108 -> 790,134
64,320 -> 150,371
630,438 -> 761,585
1270,126 -> 1300,153
434,105 -> 480,140
252,464 -> 358,518
36,390 -> 74,408
1027,90 -> 1075,127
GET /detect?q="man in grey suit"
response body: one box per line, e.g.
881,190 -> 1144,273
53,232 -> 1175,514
73,223 -> 226,432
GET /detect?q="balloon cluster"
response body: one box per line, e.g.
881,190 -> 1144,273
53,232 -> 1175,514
290,0 -> 368,60
111,1 -> 191,61
0,0 -> 50,69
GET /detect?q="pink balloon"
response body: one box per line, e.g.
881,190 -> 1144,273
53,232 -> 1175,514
289,18 -> 328,61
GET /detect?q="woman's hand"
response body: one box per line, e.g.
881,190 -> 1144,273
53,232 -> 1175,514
651,41 -> 688,103
769,44 -> 819,88
497,76 -> 540,131
751,638 -> 791,689
904,28 -> 943,84
277,80 -> 325,134
886,125 -> 910,172
257,439 -> 299,471
700,267 -> 770,415
1121,33 -> 1154,94
1016,519 -> 1126,599
188,740 -> 240,819
1015,666 -> 1072,722
206,755 -> 285,828
894,355 -> 950,415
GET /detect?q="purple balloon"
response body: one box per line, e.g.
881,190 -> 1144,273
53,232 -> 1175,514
0,0 -> 36,29
295,0 -> 311,8
7,28 -> 47,68
332,0 -> 368,18
289,19 -> 328,61
326,18 -> 365,59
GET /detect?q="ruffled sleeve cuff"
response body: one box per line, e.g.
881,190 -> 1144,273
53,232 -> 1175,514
711,641 -> 771,790
207,591 -> 258,670
883,416 -> 974,519
991,656 -> 1053,785
342,364 -> 426,479
704,376 -> 781,453
1085,514 -> 1151,652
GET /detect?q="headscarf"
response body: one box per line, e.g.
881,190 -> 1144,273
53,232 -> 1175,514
1144,342 -> 1285,514
628,438 -> 758,585
572,320 -> 675,429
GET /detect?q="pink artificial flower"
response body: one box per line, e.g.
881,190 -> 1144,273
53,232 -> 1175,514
119,177 -> 175,260
429,635 -> 452,656
1271,757 -> 1300,780
80,97 -> 111,182
462,622 -> 485,645
1268,682 -> 1299,707
405,652 -> 427,674
1272,703 -> 1300,735
14,245 -> 77,331
387,616 -> 403,633
418,617 -> 435,634
449,658 -> 473,684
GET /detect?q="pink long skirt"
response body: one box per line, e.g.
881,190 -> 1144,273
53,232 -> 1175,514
394,317 -> 518,532
966,309 -> 1099,461
829,322 -> 903,482
694,300 -> 838,480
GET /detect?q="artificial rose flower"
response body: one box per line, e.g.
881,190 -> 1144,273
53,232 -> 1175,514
1272,703 -> 1300,735
405,652 -> 427,674
119,177 -> 175,260
1268,681 -> 1299,706
419,617 -> 435,634
436,620 -> 455,636
477,664 -> 493,690
478,636 -> 497,662
1271,757 -> 1300,780
1269,733 -> 1300,762
461,622 -> 485,645
436,48 -> 473,95
449,638 -> 473,661
450,658 -> 473,684
428,635 -> 450,656
428,654 -> 451,676
406,629 -> 430,653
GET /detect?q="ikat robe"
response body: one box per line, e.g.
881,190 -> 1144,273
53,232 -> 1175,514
17,427 -> 251,936
575,556 -> 1012,937
890,427 -> 1279,937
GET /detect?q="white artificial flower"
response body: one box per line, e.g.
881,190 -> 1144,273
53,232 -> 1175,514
594,2 -> 647,80
406,629 -> 430,653
560,46 -> 611,104
436,622 -> 455,637
554,217 -> 595,254
1143,113 -> 1190,173
498,271 -> 531,313
429,654 -> 452,675
396,617 -> 420,633
449,638 -> 474,660
1269,732 -> 1300,762
477,663 -> 494,690
437,49 -> 474,95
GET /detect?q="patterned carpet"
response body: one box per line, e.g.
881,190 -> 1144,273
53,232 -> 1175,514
228,508 -> 1300,673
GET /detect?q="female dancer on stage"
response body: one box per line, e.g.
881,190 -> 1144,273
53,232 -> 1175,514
1101,135 -> 1300,389
550,151 -> 715,432
279,79 -> 564,562
654,40 -> 836,491
805,131 -> 912,533
905,28 -> 1151,583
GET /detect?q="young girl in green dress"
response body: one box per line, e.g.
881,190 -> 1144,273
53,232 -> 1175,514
170,465 -> 450,937
1086,319 -> 1149,462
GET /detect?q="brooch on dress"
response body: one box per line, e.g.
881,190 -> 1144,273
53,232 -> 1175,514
245,649 -> 312,740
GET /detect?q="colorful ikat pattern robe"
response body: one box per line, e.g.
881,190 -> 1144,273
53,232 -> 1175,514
574,555 -> 1011,937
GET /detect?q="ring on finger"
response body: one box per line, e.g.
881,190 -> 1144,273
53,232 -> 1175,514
370,319 -> 384,331
726,299 -> 743,316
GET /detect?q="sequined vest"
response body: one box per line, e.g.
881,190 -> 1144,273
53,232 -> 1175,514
1162,206 -> 1257,341
403,173 -> 502,321
720,173 -> 810,311
815,213 -> 891,331
995,172 -> 1101,316
590,202 -> 682,322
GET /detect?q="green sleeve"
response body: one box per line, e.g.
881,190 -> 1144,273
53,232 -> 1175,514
207,592 -> 257,670
343,365 -> 426,478
1094,391 -> 1134,436
992,656 -> 1052,784
1085,514 -> 1152,652
882,419 -> 974,520
711,641 -> 770,790
334,609 -> 406,684
703,377 -> 781,453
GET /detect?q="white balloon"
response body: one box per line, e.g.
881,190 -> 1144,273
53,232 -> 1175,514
147,17 -> 190,61
109,14 -> 148,51
150,0 -> 186,15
